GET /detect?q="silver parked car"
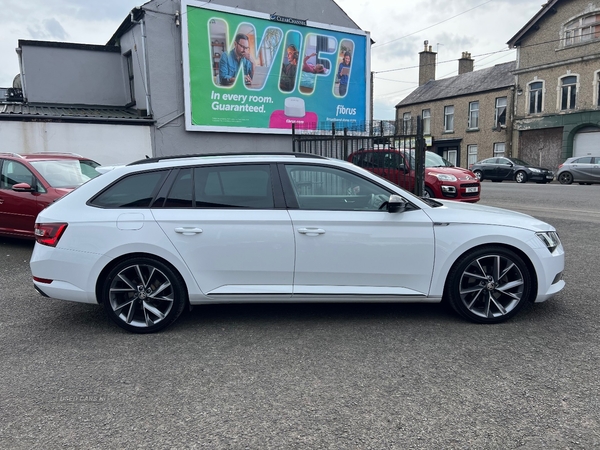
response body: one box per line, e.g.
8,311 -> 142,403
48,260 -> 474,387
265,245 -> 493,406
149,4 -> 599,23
557,156 -> 600,185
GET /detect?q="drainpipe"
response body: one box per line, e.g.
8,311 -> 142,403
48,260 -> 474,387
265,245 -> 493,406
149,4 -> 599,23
131,9 -> 152,116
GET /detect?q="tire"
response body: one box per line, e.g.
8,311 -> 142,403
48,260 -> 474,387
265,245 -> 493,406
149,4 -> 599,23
423,187 -> 434,198
102,257 -> 187,333
445,246 -> 532,324
473,170 -> 483,181
558,172 -> 573,185
515,171 -> 528,183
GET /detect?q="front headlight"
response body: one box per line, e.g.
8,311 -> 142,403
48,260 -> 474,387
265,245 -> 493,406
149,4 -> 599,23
530,168 -> 541,173
537,231 -> 561,253
429,172 -> 457,182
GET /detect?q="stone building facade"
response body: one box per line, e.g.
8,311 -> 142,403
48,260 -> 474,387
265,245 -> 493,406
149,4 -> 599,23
395,45 -> 515,169
396,0 -> 600,172
508,0 -> 600,168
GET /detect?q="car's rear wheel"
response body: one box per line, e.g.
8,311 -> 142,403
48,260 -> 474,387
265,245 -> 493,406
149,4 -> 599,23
515,171 -> 528,183
558,172 -> 573,184
473,170 -> 483,181
102,257 -> 187,333
446,246 -> 532,324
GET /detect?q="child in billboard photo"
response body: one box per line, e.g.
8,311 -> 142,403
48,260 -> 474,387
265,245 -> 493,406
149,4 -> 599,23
279,44 -> 299,92
302,53 -> 328,74
219,33 -> 254,86
336,51 -> 351,96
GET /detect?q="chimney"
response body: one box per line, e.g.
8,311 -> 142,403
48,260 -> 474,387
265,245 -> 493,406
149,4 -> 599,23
458,51 -> 474,74
418,40 -> 437,86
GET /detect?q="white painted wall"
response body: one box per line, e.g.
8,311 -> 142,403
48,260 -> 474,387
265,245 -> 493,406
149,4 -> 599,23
0,121 -> 151,165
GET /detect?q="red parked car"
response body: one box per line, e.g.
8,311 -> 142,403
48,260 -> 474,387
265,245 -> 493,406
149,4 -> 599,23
0,152 -> 101,239
348,148 -> 480,202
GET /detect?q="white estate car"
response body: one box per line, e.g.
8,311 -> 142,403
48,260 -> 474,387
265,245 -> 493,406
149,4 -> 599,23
30,153 -> 565,333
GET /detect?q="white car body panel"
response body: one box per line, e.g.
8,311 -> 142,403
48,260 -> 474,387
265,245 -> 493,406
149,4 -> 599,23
152,208 -> 295,297
288,208 -> 434,296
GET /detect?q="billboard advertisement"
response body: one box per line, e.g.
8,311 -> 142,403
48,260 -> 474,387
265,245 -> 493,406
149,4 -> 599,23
181,1 -> 370,134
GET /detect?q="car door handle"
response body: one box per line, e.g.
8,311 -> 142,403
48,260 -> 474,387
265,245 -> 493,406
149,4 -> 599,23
174,227 -> 203,235
297,227 -> 325,236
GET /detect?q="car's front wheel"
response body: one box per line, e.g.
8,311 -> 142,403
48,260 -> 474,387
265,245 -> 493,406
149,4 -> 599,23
423,187 -> 434,198
558,172 -> 573,185
515,171 -> 528,183
102,257 -> 187,333
446,246 -> 532,324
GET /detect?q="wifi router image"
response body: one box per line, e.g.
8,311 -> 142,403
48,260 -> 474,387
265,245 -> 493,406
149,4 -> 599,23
269,97 -> 318,130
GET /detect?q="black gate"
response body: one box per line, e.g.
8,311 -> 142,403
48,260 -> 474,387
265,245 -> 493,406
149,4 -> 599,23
291,118 -> 426,196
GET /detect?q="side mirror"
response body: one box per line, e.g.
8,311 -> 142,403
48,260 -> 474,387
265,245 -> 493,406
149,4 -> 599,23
387,194 -> 407,213
12,182 -> 35,192
398,163 -> 407,173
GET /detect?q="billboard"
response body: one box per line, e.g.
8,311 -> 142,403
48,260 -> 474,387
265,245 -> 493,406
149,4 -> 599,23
181,1 -> 370,134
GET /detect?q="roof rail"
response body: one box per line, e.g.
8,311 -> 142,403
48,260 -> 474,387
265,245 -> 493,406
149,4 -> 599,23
128,152 -> 327,165
0,152 -> 24,158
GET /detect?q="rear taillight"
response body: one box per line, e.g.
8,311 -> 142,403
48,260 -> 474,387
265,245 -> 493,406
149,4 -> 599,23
34,223 -> 68,247
558,164 -> 563,169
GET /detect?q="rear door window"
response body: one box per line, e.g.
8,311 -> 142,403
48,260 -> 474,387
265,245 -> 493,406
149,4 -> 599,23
194,165 -> 274,209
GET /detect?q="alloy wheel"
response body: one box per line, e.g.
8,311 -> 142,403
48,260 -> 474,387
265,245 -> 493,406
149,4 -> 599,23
106,262 -> 178,330
458,253 -> 525,319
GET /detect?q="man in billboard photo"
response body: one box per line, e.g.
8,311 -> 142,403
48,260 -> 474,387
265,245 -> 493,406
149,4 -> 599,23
219,33 -> 253,86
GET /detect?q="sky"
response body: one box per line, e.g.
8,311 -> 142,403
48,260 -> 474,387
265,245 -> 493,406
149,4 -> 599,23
0,0 -> 545,120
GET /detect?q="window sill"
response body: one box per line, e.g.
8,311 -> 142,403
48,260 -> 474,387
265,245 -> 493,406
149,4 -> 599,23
466,128 -> 480,133
442,130 -> 454,134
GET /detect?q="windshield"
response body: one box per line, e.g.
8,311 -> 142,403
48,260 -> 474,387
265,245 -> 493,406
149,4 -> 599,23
404,150 -> 454,168
31,160 -> 101,188
425,152 -> 453,168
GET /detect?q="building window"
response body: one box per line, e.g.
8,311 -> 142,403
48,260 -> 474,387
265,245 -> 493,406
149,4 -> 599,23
529,81 -> 543,114
444,105 -> 454,132
403,112 -> 412,134
468,145 -> 478,167
468,101 -> 479,129
422,109 -> 431,135
561,76 -> 577,110
493,143 -> 505,157
564,13 -> 600,46
495,97 -> 507,127
125,51 -> 135,105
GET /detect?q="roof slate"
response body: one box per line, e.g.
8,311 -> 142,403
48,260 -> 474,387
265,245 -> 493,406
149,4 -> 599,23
396,61 -> 516,108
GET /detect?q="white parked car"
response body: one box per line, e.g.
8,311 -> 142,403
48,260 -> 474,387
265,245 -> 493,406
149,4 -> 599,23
30,153 -> 565,333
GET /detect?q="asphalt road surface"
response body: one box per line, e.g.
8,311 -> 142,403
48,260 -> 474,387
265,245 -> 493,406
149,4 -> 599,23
0,181 -> 598,449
